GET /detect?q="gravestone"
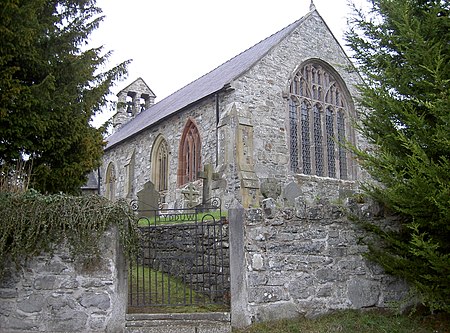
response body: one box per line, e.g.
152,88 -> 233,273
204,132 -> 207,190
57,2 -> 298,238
283,181 -> 302,205
136,181 -> 160,218
181,183 -> 200,208
198,163 -> 220,205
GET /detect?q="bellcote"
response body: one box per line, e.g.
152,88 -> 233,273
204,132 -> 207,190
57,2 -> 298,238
112,78 -> 156,132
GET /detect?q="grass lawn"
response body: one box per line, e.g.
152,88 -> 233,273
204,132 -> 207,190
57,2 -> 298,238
233,309 -> 450,333
128,265 -> 229,314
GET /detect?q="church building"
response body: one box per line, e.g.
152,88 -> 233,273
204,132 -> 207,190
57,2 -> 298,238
101,4 -> 366,209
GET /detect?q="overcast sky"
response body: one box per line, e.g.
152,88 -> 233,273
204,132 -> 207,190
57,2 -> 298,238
90,0 -> 367,127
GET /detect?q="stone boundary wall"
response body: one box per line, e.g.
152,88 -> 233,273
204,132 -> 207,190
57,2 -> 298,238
229,198 -> 409,326
138,220 -> 230,300
0,228 -> 126,333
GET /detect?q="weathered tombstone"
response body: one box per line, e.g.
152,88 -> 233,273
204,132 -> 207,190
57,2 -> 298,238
181,183 -> 200,208
198,163 -> 220,205
136,181 -> 160,218
283,181 -> 302,205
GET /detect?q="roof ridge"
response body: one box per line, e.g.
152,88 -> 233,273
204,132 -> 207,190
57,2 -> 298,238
143,15 -> 308,110
106,11 -> 314,149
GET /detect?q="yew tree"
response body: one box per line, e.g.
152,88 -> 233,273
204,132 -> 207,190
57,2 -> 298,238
346,0 -> 449,311
0,0 -> 129,193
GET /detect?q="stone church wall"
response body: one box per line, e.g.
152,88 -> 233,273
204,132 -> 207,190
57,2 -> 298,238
215,11 -> 370,209
0,228 -> 126,333
103,12 -> 371,211
102,95 -> 222,206
234,11 -> 366,180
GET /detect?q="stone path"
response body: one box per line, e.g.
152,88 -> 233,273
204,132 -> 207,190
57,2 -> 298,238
125,312 -> 232,333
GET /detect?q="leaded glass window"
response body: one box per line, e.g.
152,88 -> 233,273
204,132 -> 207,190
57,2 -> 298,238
326,107 -> 336,178
301,101 -> 311,175
289,99 -> 299,173
288,61 -> 353,180
337,110 -> 347,180
313,104 -> 324,176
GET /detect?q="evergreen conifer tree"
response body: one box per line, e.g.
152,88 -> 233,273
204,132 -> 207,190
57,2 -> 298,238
346,0 -> 449,311
0,0 -> 129,193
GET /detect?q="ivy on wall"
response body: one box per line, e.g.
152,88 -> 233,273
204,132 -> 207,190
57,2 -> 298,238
0,190 -> 139,276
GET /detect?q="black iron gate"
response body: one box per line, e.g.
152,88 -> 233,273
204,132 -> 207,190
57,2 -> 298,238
128,198 -> 230,311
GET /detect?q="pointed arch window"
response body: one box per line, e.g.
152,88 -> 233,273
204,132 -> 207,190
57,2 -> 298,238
105,162 -> 116,200
178,120 -> 201,186
288,61 -> 354,180
151,135 -> 169,195
301,101 -> 311,174
326,107 -> 336,178
289,98 -> 299,173
337,110 -> 347,179
125,150 -> 135,198
313,104 -> 324,176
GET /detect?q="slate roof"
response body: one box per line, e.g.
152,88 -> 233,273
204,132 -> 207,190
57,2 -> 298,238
105,10 -> 314,150
81,170 -> 99,191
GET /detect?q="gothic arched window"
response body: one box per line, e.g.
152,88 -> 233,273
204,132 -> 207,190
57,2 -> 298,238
301,101 -> 311,174
288,61 -> 353,180
125,150 -> 135,198
178,119 -> 201,186
105,162 -> 116,200
313,104 -> 324,176
151,135 -> 169,195
326,107 -> 336,178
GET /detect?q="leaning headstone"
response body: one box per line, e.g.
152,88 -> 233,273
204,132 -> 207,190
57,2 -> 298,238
136,181 -> 159,218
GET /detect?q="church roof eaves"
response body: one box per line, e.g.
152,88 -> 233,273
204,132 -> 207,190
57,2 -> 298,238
105,11 -> 314,150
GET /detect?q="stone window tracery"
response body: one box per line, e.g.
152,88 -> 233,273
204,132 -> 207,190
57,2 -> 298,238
178,119 -> 201,186
151,135 -> 169,201
337,110 -> 347,179
289,99 -> 299,173
288,61 -> 354,180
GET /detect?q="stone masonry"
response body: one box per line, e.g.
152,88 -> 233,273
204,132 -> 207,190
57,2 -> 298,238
0,228 -> 126,333
230,195 -> 409,324
101,9 -> 368,210
137,221 -> 230,302
103,96 -> 219,207
0,198 -> 411,331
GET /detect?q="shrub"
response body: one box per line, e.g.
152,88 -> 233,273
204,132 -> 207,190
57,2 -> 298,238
0,190 -> 139,276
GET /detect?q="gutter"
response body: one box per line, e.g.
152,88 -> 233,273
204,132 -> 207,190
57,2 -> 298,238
104,84 -> 234,152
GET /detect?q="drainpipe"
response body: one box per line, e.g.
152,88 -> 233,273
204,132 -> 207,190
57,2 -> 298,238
97,167 -> 101,195
215,92 -> 220,167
